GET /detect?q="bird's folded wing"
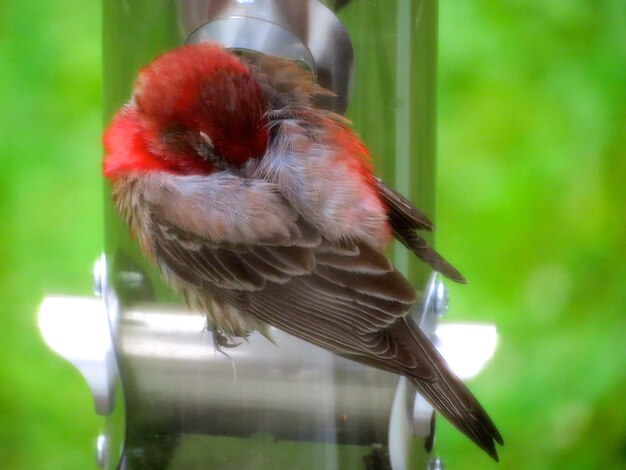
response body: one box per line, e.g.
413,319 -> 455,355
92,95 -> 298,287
375,177 -> 467,283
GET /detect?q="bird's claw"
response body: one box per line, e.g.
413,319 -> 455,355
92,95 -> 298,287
212,329 -> 242,355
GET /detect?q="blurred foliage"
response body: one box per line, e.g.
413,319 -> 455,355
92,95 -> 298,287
0,1 -> 624,469
436,1 -> 626,468
0,1 -> 103,469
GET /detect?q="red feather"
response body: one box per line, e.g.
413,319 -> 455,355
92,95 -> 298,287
102,107 -> 214,179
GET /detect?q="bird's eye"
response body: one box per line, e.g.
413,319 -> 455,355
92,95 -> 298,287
199,131 -> 213,149
196,131 -> 217,162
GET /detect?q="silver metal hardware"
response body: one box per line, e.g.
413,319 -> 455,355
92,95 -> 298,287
96,433 -> 107,468
38,295 -> 118,416
93,254 -> 107,297
112,304 -> 399,444
418,274 -> 449,338
428,457 -> 445,470
432,279 -> 449,318
187,17 -> 317,72
38,276 -> 496,467
181,0 -> 354,113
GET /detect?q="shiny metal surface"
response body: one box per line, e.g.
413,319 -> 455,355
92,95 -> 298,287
181,0 -> 354,113
38,293 -> 495,469
38,293 -> 496,440
187,17 -> 317,72
118,305 -> 398,444
432,279 -> 449,318
417,274 -> 445,344
435,322 -> 497,381
419,275 -> 498,381
427,457 -> 445,470
96,433 -> 107,468
38,296 -> 118,416
38,294 -> 126,469
93,254 -> 106,297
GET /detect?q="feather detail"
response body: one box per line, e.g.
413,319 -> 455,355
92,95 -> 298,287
375,177 -> 467,283
103,43 -> 500,460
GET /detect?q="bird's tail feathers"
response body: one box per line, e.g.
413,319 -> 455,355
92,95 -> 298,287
392,318 -> 503,461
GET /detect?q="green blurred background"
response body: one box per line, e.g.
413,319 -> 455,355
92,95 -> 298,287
1,1 -> 624,469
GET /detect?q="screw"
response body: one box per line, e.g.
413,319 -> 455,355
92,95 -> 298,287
432,280 -> 448,318
427,457 -> 445,470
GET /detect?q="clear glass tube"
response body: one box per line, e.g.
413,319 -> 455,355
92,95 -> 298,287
103,1 -> 438,468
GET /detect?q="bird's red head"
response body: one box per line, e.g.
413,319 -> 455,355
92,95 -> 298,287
103,44 -> 268,178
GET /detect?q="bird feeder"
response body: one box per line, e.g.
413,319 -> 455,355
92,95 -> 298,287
39,1 -> 497,468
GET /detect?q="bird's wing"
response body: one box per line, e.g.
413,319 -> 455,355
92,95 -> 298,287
374,177 -> 467,283
245,53 -> 466,283
147,199 -> 501,460
150,209 -> 416,348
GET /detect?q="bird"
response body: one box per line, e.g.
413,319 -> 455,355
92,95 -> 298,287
102,43 -> 503,460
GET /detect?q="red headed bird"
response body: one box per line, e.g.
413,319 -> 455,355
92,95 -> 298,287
103,43 -> 502,460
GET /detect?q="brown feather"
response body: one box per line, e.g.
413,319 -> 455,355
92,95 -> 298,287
148,209 -> 501,459
374,177 -> 468,284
